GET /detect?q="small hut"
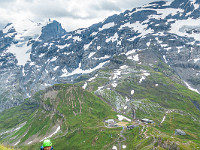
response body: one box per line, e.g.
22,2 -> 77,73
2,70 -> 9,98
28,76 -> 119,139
105,119 -> 117,127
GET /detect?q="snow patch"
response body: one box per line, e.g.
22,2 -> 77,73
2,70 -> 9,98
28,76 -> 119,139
131,90 -> 135,95
39,53 -> 45,58
163,55 -> 168,63
117,115 -> 131,122
84,41 -> 93,50
139,70 -> 150,83
191,1 -> 199,10
43,43 -> 48,46
117,41 -> 121,45
122,145 -> 127,149
93,55 -> 110,60
120,65 -> 128,69
0,122 -> 26,139
50,57 -> 57,62
3,19 -> 43,39
128,54 -> 139,61
7,43 -> 31,66
150,8 -> 184,20
73,36 -> 82,42
97,46 -> 101,50
125,97 -> 130,102
88,52 -> 96,58
22,67 -> 25,76
113,70 -> 121,79
133,54 -> 139,61
62,68 -> 68,75
63,52 -> 71,55
184,81 -> 200,94
88,74 -> 98,81
14,140 -> 20,146
57,43 -> 70,49
120,21 -> 144,32
106,33 -> 118,43
44,83 -> 51,87
91,32 -> 98,36
40,126 -> 60,142
112,82 -> 118,88
177,46 -> 182,53
194,58 -> 200,63
98,86 -> 104,91
119,21 -> 153,37
169,18 -> 200,41
161,44 -> 169,48
139,76 -> 146,83
66,35 -> 72,40
53,66 -> 59,71
28,141 -> 33,145
2,22 -> 38,64
75,29 -> 84,34
126,49 -> 136,56
161,115 -> 166,124
61,61 -> 109,77
127,36 -> 139,42
82,82 -> 88,89
99,22 -> 115,31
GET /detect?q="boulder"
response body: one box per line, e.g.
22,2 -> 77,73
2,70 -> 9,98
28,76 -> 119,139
175,129 -> 186,135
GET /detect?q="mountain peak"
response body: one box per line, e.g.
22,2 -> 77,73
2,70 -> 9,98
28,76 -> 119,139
39,20 -> 66,41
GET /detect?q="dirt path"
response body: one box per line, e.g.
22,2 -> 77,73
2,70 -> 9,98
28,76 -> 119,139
118,127 -> 126,150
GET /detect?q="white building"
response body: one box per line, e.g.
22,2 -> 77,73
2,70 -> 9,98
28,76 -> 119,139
105,119 -> 117,127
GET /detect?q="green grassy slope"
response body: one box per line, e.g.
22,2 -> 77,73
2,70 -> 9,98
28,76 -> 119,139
0,144 -> 19,150
0,84 -> 119,150
76,54 -> 200,149
0,53 -> 200,149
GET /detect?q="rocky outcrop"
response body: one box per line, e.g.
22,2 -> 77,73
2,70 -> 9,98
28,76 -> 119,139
39,20 -> 66,41
154,137 -> 180,150
175,129 -> 186,135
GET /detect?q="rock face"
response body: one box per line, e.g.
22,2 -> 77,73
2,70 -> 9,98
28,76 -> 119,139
1,0 -> 200,111
39,20 -> 66,41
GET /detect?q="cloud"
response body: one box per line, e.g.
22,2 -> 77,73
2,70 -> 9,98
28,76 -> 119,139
92,1 -> 121,11
0,23 -> 6,30
0,0 -> 167,31
0,0 -> 16,4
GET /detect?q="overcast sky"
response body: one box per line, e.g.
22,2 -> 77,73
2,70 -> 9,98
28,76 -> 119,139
0,0 -> 165,31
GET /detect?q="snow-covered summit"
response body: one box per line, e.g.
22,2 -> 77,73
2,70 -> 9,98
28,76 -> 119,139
3,19 -> 43,39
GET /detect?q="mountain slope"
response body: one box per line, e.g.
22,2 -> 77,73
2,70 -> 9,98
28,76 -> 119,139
0,72 -> 200,149
0,84 -> 118,149
75,51 -> 200,149
0,0 -> 200,149
2,0 -> 200,111
0,51 -> 200,149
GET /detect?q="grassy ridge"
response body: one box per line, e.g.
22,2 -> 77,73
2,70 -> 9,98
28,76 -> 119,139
0,84 -> 118,149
